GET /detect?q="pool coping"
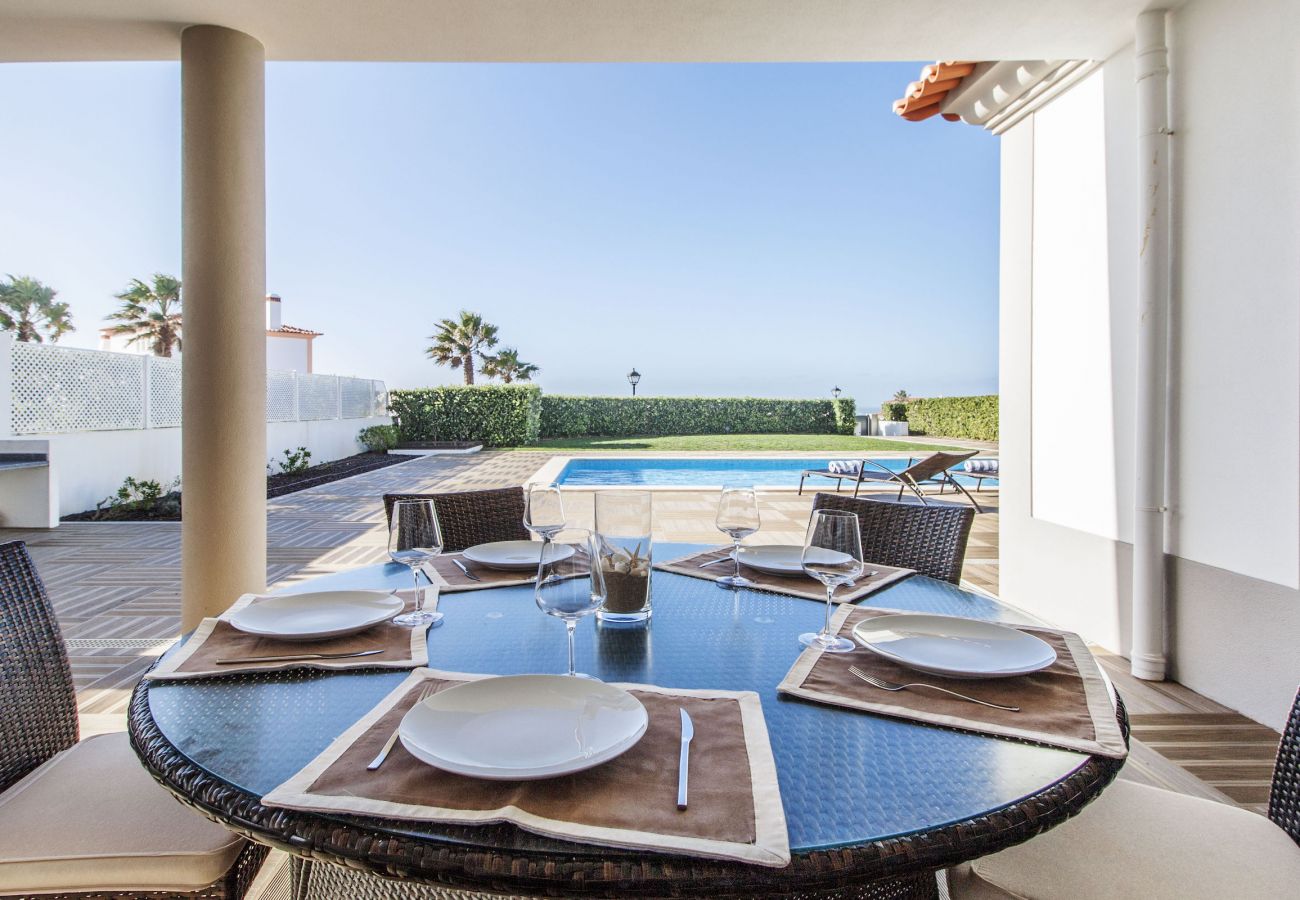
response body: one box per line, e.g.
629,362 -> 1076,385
528,451 -> 999,492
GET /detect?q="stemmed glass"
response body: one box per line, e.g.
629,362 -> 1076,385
535,529 -> 606,679
799,509 -> 863,653
714,487 -> 761,588
523,483 -> 566,541
387,498 -> 446,628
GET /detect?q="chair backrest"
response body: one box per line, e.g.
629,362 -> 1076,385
811,493 -> 975,584
0,540 -> 78,793
1269,687 -> 1300,845
382,487 -> 530,553
901,450 -> 980,484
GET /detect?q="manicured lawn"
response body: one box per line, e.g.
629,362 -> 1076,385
506,434 -> 962,452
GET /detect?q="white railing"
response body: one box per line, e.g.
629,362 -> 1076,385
6,339 -> 387,436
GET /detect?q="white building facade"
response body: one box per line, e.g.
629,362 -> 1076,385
982,0 -> 1299,730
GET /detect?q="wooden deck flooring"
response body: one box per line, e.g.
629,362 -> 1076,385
0,450 -> 1280,815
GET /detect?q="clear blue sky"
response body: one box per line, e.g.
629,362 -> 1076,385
0,61 -> 999,403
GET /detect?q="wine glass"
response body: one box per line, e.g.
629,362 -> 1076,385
523,483 -> 566,541
535,529 -> 606,679
387,498 -> 445,628
714,487 -> 761,588
799,509 -> 864,652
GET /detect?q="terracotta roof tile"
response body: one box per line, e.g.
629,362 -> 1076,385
892,61 -> 977,122
269,324 -> 322,336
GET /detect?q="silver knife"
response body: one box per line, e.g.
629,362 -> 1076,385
451,558 -> 481,582
215,648 -> 383,665
699,554 -> 732,569
677,708 -> 694,810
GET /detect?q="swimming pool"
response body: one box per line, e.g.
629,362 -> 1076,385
554,457 -> 996,488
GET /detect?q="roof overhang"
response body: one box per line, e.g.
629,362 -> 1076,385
0,1 -> 1156,63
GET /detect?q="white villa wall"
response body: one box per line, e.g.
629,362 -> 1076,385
999,0 -> 1300,730
21,416 -> 381,518
267,336 -> 310,372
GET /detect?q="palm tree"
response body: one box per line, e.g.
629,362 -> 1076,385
0,275 -> 73,343
480,347 -> 539,384
426,311 -> 499,385
893,389 -> 911,402
106,274 -> 183,357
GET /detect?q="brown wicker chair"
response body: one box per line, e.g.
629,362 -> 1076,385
382,487 -> 530,553
811,493 -> 975,584
0,540 -> 266,899
948,687 -> 1300,898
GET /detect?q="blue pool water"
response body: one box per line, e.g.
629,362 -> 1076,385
555,457 -> 996,488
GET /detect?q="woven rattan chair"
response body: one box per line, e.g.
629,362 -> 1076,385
0,540 -> 266,899
382,486 -> 530,553
799,450 -> 986,512
811,493 -> 975,584
948,687 -> 1300,899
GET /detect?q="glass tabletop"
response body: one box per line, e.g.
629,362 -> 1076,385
143,543 -> 1093,855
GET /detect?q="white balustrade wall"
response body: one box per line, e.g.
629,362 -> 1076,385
0,335 -> 392,518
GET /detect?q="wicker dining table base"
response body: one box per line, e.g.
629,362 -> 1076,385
289,859 -> 939,900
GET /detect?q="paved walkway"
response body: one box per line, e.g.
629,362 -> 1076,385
14,450 -> 1275,816
0,450 -> 996,725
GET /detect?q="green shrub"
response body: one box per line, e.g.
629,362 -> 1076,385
94,476 -> 181,520
275,447 -> 313,474
389,384 -> 542,446
538,396 -> 853,439
904,395 -> 999,440
358,424 -> 399,452
880,401 -> 909,422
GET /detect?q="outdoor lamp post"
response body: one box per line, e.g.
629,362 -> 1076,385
832,386 -> 842,399
628,368 -> 641,396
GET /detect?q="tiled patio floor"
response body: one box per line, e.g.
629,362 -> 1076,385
0,450 -> 1277,813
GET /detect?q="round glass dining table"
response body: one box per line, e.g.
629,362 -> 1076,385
128,543 -> 1126,900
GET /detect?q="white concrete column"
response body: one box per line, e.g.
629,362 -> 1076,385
180,25 -> 267,630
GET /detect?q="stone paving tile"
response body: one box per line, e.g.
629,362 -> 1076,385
0,450 -> 997,721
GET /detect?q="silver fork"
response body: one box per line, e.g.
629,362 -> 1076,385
367,684 -> 437,770
848,667 -> 1020,712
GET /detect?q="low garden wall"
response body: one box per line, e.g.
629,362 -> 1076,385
881,394 -> 998,441
387,387 -> 856,446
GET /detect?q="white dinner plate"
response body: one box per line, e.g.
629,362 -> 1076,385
852,613 -> 1057,679
227,590 -> 404,642
461,540 -> 573,571
736,544 -> 851,576
399,675 -> 649,780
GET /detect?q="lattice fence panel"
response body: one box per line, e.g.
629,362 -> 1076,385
148,356 -> 183,427
267,370 -> 298,422
372,380 -> 389,417
340,377 -> 378,418
297,374 -> 339,421
11,342 -> 145,434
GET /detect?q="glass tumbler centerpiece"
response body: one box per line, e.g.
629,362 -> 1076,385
594,491 -> 653,624
535,529 -> 607,680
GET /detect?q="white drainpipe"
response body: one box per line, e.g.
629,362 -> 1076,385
1132,9 -> 1172,681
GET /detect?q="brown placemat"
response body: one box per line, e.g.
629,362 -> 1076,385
262,668 -> 790,867
778,606 -> 1127,758
427,548 -> 588,593
145,588 -> 433,680
655,546 -> 913,603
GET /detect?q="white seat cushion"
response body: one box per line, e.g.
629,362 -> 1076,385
951,779 -> 1300,900
0,731 -> 245,895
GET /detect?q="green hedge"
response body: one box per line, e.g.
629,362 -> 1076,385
880,401 -> 909,422
903,395 -> 998,441
388,385 -> 542,446
539,396 -> 855,438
